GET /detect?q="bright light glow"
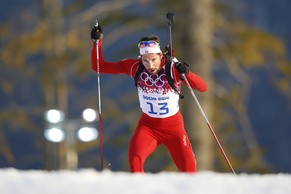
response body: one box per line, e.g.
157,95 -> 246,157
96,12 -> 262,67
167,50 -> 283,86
77,127 -> 98,142
44,128 -> 65,143
82,108 -> 97,122
44,109 -> 65,123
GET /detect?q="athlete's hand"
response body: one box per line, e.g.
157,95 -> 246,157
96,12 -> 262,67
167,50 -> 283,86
91,23 -> 103,42
175,61 -> 189,76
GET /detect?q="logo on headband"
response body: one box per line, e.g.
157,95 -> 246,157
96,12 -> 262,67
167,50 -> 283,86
139,47 -> 162,55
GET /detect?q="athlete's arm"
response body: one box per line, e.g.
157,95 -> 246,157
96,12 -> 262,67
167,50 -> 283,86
183,71 -> 208,92
91,40 -> 139,76
173,67 -> 208,92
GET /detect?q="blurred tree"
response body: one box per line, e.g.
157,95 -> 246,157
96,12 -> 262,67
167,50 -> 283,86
211,5 -> 287,173
181,0 -> 215,171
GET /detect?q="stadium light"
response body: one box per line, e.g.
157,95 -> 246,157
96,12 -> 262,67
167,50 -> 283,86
82,108 -> 97,122
44,127 -> 65,143
43,108 -> 98,170
77,127 -> 98,142
44,109 -> 65,124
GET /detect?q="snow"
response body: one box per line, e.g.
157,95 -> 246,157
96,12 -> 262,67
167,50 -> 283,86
0,168 -> 290,194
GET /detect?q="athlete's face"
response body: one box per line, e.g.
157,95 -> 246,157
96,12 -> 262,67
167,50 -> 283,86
141,53 -> 162,75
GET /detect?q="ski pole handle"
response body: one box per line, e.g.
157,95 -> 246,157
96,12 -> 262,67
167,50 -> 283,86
94,19 -> 99,27
94,21 -> 99,43
166,12 -> 175,58
166,12 -> 175,26
92,20 -> 103,43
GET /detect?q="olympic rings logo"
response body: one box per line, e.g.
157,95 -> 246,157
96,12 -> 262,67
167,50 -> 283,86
140,72 -> 168,87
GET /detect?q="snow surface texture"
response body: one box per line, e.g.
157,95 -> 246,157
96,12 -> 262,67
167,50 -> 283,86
0,168 -> 290,194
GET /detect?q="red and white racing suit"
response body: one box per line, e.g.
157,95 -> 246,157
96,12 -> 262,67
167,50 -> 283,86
91,41 -> 208,172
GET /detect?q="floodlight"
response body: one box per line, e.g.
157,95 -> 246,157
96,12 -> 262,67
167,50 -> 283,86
44,127 -> 65,143
44,109 -> 65,124
82,108 -> 97,122
77,127 -> 98,142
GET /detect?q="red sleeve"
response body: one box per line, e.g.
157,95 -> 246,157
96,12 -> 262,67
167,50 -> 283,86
173,67 -> 208,92
91,40 -> 139,77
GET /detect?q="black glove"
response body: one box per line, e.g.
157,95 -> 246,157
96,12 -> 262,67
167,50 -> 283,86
175,61 -> 189,76
91,24 -> 103,41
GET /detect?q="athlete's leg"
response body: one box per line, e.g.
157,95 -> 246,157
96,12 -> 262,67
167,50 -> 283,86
128,122 -> 158,172
164,130 -> 196,172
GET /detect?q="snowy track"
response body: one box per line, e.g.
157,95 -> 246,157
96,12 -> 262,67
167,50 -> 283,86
0,168 -> 290,194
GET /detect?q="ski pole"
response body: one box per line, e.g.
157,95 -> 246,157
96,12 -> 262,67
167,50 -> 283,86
182,75 -> 236,176
94,21 -> 104,171
166,12 -> 175,58
165,12 -> 236,175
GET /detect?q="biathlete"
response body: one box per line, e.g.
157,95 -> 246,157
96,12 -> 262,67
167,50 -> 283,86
90,24 -> 208,173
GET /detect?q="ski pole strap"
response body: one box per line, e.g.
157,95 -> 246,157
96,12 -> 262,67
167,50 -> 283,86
165,57 -> 184,99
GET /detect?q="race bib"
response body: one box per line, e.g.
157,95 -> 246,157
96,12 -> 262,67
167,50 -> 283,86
136,70 -> 180,118
138,89 -> 179,118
